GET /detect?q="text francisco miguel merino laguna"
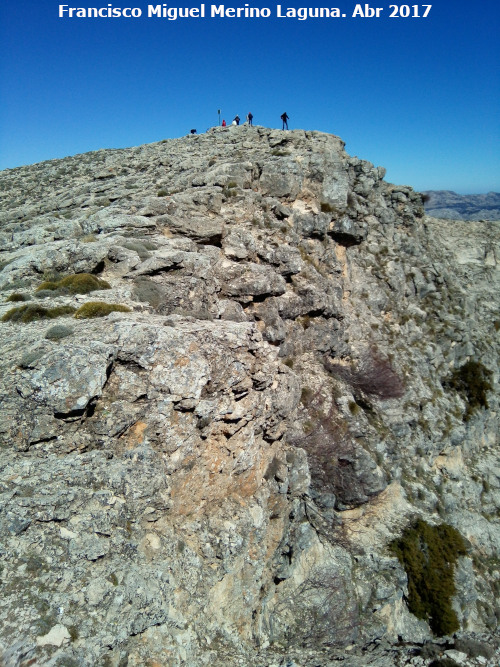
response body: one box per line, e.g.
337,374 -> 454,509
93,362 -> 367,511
58,4 -> 373,19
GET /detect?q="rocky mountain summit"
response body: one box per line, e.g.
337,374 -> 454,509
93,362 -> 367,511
0,126 -> 499,667
423,191 -> 500,221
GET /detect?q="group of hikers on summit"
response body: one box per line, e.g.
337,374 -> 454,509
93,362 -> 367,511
220,112 -> 289,129
190,112 -> 290,135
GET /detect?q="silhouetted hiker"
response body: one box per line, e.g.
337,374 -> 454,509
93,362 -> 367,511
234,115 -> 240,125
247,112 -> 253,126
281,112 -> 289,130
222,119 -> 226,127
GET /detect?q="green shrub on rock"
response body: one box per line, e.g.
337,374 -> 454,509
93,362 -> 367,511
18,350 -> 45,368
132,277 -> 165,309
1,304 -> 76,323
390,519 -> 467,636
36,280 -> 59,292
35,289 -> 59,299
453,638 -> 494,659
45,324 -> 74,340
6,292 -> 31,302
36,273 -> 111,296
443,360 -> 492,420
119,241 -> 152,260
320,202 -> 339,214
73,302 -> 131,319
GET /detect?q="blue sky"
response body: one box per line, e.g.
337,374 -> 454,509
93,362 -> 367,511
1,1 -> 499,193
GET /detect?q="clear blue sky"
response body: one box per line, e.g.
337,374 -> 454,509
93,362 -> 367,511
1,1 -> 499,193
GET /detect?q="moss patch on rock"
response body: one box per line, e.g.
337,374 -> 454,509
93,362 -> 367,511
5,292 -> 31,302
132,277 -> 165,309
45,324 -> 74,340
73,302 -> 131,319
18,350 -> 46,368
120,241 -> 156,260
390,519 -> 467,636
1,304 -> 77,323
36,273 -> 111,296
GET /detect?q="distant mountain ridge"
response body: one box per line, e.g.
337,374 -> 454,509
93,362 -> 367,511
423,190 -> 500,220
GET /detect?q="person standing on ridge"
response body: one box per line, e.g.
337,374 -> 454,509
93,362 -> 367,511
234,115 -> 240,125
222,119 -> 226,127
281,112 -> 289,130
247,112 -> 253,126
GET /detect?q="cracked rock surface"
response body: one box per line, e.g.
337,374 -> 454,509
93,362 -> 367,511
0,126 -> 499,666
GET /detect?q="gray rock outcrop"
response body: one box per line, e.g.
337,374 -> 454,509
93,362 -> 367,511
0,126 -> 499,666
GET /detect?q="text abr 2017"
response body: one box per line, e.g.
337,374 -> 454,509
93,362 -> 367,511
353,4 -> 432,17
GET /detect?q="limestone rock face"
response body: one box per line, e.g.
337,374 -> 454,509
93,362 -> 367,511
0,126 -> 499,666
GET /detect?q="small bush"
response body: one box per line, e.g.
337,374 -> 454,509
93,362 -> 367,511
222,186 -> 238,199
273,566 -> 359,648
36,273 -> 111,295
132,278 -> 165,309
19,350 -> 45,368
36,280 -> 60,292
429,659 -> 459,667
292,388 -> 378,507
419,642 -> 441,660
300,386 -> 313,404
120,241 -> 151,260
1,304 -> 76,323
390,519 -> 467,636
324,351 -> 405,400
6,292 -> 31,302
157,189 -> 168,197
453,638 -> 494,659
74,302 -> 131,319
298,315 -> 312,330
41,269 -> 64,282
141,241 -> 158,251
348,401 -> 361,415
320,202 -> 338,214
443,360 -> 492,420
35,289 -> 58,299
45,324 -> 74,340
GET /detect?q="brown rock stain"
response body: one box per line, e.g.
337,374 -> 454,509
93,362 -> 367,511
169,436 -> 271,515
122,420 -> 147,448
